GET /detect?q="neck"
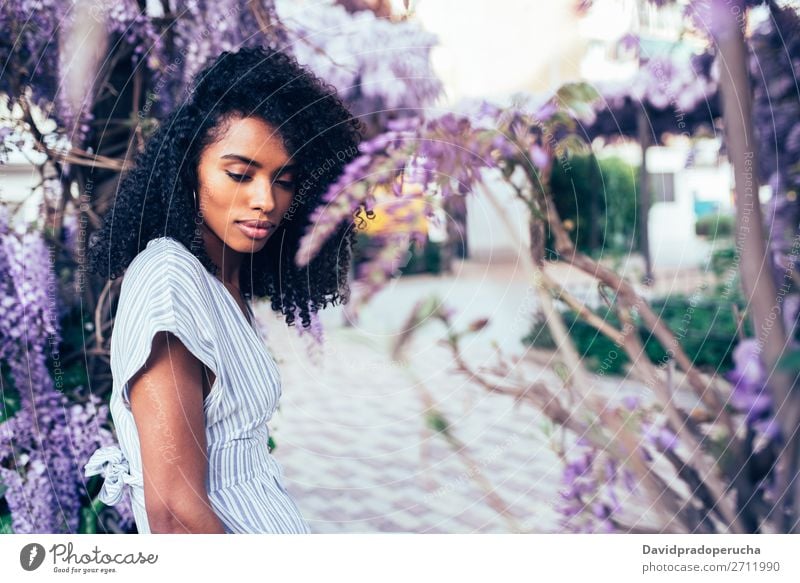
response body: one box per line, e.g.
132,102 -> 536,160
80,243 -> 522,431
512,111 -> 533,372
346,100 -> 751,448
201,223 -> 243,287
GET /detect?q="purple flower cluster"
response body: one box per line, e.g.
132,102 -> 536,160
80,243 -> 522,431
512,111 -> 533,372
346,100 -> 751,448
2,1 -> 258,132
2,227 -> 61,353
277,0 -> 443,120
295,100 -> 565,305
748,4 -> 800,316
725,338 -> 781,441
556,395 -> 685,533
0,393 -> 126,533
0,210 -> 127,533
295,111 -> 508,265
643,422 -> 679,453
105,1 -> 163,68
594,51 -> 718,114
0,0 -> 65,115
557,442 -> 637,534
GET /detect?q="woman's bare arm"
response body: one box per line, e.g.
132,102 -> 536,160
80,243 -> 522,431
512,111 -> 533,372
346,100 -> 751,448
128,330 -> 226,533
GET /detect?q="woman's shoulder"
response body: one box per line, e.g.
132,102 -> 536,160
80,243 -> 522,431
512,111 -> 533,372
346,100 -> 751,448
122,236 -> 212,300
127,236 -> 206,280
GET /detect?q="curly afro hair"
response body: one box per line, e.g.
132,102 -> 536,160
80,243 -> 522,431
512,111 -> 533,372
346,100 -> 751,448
88,45 -> 363,329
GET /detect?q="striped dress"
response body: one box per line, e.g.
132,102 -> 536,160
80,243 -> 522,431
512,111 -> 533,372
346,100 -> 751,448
83,236 -> 311,534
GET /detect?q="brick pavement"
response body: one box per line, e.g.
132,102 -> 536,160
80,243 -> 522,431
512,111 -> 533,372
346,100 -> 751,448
254,257 -> 706,533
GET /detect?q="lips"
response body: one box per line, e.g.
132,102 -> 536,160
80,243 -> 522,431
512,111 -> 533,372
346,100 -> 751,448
237,219 -> 274,229
235,220 -> 274,240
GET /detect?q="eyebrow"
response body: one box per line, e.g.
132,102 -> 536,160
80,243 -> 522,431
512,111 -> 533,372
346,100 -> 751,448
220,154 -> 298,174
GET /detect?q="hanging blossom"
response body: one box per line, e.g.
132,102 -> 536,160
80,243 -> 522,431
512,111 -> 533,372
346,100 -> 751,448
293,117 -> 470,306
556,395 -> 646,533
0,209 -> 119,533
104,0 -> 164,70
0,393 -> 129,533
725,338 -> 781,442
294,94 -> 581,302
556,442 -> 639,534
276,0 -> 442,115
2,228 -> 61,355
0,1 -> 96,145
345,154 -> 436,307
1,1 -> 272,135
295,113 -> 501,267
0,457 -> 61,534
0,216 -> 77,532
0,0 -> 66,113
748,3 -> 800,331
160,0 -> 267,115
0,214 -> 23,362
593,50 -> 719,114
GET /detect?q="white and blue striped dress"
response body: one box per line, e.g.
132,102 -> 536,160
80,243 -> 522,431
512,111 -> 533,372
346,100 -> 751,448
83,236 -> 311,534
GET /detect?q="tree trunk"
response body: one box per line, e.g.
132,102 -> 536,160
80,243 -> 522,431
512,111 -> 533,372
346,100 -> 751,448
636,107 -> 653,284
713,0 -> 799,532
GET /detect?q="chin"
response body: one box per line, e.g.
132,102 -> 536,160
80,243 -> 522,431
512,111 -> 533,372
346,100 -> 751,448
235,235 -> 270,252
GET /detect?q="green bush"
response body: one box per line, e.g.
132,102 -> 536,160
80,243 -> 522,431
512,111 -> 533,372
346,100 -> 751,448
352,231 -> 443,276
403,239 -> 444,274
709,245 -> 737,279
548,153 -> 639,257
696,213 -> 735,239
522,294 -> 751,375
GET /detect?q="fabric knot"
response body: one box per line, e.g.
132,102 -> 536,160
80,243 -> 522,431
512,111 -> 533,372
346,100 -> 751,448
83,445 -> 143,506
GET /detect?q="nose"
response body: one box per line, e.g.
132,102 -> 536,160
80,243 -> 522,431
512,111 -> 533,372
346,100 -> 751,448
250,179 -> 276,214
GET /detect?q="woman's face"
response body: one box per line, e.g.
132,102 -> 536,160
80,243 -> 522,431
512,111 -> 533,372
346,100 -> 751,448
196,114 -> 297,254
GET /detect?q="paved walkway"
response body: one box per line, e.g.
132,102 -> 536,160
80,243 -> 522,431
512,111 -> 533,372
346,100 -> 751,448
254,256 -> 710,533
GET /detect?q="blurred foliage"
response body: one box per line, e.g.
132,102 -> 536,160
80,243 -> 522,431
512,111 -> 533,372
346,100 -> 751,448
696,213 -> 735,239
0,362 -> 20,424
0,511 -> 12,534
353,231 -> 444,276
709,245 -> 737,279
404,240 -> 444,274
50,307 -> 93,398
547,154 -> 639,257
523,293 -> 752,375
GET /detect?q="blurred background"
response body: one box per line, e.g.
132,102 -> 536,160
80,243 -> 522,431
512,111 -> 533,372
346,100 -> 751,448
1,0 -> 799,534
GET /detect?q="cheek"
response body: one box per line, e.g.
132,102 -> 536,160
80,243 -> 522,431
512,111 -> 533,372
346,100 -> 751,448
199,176 -> 238,221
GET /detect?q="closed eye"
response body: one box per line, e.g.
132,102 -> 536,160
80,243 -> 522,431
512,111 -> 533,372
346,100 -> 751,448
225,171 -> 252,183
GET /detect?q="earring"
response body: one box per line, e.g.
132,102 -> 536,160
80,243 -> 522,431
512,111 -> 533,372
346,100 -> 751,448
192,189 -> 198,208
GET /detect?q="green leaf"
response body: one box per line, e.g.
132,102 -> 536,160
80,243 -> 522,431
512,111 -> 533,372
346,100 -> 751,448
79,504 -> 97,534
777,349 -> 800,374
426,410 -> 450,435
418,294 -> 442,322
554,82 -> 601,121
0,512 -> 13,534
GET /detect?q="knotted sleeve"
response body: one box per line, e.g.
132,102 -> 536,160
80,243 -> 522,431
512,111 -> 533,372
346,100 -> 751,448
83,445 -> 142,506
